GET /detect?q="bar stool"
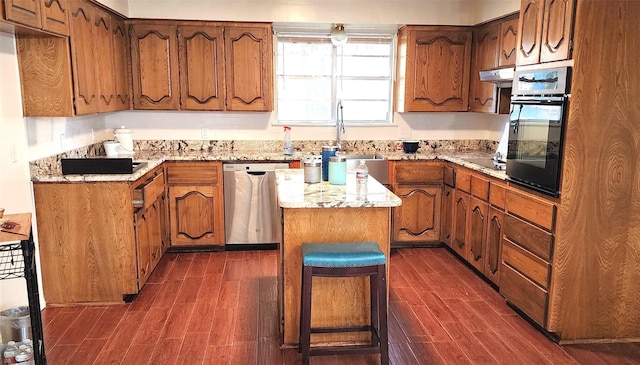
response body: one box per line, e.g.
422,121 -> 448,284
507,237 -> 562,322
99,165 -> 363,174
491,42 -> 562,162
299,241 -> 389,365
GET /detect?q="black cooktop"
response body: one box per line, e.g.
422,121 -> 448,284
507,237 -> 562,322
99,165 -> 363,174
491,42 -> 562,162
61,158 -> 147,175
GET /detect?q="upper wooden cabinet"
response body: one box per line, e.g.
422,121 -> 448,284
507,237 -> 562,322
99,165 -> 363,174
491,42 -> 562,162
395,26 -> 472,112
3,0 -> 70,36
469,22 -> 499,113
224,24 -> 273,111
14,0 -> 129,116
129,21 -> 273,111
498,16 -> 519,67
516,0 -> 575,65
178,25 -> 225,110
129,23 -> 180,110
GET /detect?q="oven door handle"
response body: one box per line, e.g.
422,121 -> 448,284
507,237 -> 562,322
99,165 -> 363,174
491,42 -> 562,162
510,96 -> 565,104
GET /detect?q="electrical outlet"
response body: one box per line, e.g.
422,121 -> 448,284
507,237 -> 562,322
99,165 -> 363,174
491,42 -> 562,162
399,130 -> 412,139
60,133 -> 66,149
201,125 -> 209,139
9,144 -> 17,163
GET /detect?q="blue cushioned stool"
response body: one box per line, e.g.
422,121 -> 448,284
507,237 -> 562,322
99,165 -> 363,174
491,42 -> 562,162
299,241 -> 388,365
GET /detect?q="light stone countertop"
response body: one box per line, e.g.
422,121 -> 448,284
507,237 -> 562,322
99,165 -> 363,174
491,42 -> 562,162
275,169 -> 402,209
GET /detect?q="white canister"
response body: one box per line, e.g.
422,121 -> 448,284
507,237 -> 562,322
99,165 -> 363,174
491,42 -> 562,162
303,158 -> 321,184
103,141 -> 120,157
114,126 -> 134,155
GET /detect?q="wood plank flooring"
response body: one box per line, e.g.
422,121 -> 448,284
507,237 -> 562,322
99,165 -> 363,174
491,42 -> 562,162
42,248 -> 640,364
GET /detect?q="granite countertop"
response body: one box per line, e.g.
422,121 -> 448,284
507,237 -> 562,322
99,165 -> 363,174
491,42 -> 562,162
275,169 -> 402,209
30,149 -> 507,183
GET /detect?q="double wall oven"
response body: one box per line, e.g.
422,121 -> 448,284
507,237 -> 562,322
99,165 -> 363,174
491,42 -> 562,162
507,66 -> 571,197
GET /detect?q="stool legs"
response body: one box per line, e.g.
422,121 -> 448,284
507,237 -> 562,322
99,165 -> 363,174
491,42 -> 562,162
377,264 -> 389,365
300,265 -> 313,365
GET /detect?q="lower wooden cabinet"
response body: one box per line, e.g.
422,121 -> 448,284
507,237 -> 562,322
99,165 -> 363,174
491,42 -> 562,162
441,185 -> 454,247
135,193 -> 166,288
392,185 -> 442,243
451,189 -> 469,257
468,196 -> 488,271
166,161 -> 224,246
484,207 -> 504,285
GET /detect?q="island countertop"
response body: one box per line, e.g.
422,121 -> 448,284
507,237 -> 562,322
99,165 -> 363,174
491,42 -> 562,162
275,169 -> 401,209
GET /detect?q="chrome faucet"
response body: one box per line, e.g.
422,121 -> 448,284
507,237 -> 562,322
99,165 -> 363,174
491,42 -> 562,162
336,100 -> 345,150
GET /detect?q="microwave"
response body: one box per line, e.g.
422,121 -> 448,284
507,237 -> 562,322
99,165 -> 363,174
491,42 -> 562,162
506,66 -> 571,197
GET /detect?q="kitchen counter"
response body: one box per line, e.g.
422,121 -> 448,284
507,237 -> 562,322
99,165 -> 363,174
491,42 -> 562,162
30,148 -> 507,182
275,169 -> 402,208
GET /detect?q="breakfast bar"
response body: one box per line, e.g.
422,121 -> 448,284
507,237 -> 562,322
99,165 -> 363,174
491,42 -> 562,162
275,169 -> 401,346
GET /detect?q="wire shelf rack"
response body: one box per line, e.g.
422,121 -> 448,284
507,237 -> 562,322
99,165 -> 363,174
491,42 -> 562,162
0,242 -> 25,280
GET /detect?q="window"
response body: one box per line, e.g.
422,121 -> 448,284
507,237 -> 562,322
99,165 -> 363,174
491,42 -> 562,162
276,31 -> 395,125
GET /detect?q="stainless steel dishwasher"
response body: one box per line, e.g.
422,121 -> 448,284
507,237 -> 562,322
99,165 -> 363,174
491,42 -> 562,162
223,162 -> 289,248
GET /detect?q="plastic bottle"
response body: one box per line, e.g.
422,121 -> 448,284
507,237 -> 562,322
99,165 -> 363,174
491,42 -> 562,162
3,341 -> 18,364
283,126 -> 293,155
356,160 -> 368,200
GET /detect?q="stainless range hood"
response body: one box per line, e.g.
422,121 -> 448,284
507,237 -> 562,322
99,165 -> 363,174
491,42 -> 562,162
479,67 -> 515,88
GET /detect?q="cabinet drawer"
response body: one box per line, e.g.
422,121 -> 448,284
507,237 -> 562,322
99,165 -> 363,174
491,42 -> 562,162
489,181 -> 506,209
502,238 -> 550,288
444,165 -> 455,187
133,171 -> 164,210
500,262 -> 548,327
471,175 -> 489,201
394,162 -> 443,184
455,169 -> 471,193
167,162 -> 221,185
504,214 -> 553,261
505,188 -> 555,231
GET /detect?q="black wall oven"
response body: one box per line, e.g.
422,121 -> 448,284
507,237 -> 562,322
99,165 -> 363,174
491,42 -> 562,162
507,66 -> 571,197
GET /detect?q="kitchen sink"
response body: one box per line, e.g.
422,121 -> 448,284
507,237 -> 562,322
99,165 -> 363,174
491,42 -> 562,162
461,157 -> 506,171
343,154 -> 388,184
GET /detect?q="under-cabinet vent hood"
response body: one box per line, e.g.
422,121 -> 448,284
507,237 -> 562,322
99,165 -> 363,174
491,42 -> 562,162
479,67 -> 515,88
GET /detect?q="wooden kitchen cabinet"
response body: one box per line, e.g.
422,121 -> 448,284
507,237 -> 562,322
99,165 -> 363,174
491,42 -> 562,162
129,22 -> 180,110
68,0 -> 100,114
516,0 -> 576,65
484,206 -> 504,285
451,189 -> 469,257
224,23 -> 273,111
441,185 -> 454,247
178,24 -> 226,110
134,192 -> 166,288
3,0 -> 70,36
498,16 -> 519,67
468,196 -> 488,271
166,161 -> 225,246
395,26 -> 472,112
112,16 -> 131,110
469,21 -> 499,113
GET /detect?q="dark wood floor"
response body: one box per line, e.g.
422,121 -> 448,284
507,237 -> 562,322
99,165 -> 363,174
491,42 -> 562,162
41,248 -> 640,364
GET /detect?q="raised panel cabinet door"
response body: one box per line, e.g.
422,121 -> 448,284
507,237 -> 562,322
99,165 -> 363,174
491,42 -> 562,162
169,185 -> 224,246
112,17 -> 130,110
4,0 -> 41,28
468,196 -> 488,271
405,28 -> 472,112
130,23 -> 180,110
498,16 -> 519,67
147,198 -> 164,270
178,25 -> 225,110
516,0 -> 544,65
452,190 -> 469,258
393,185 -> 442,243
441,185 -> 454,247
40,0 -> 69,35
69,0 -> 99,114
469,22 -> 499,113
94,8 -> 116,112
484,207 -> 504,285
224,24 -> 274,111
540,0 -> 575,63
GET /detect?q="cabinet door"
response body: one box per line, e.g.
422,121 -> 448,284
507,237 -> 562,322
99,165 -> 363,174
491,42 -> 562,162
94,8 -> 117,112
130,23 -> 180,109
393,185 -> 442,243
224,24 -> 273,111
468,196 -> 488,271
178,25 -> 225,110
169,185 -> 224,246
41,0 -> 69,35
441,185 -> 454,247
484,207 -> 504,285
498,16 -> 519,67
147,197 -> 164,270
4,0 -> 41,29
469,22 -> 499,113
452,190 -> 469,257
135,206 -> 152,288
540,0 -> 575,63
112,17 -> 130,110
69,0 -> 100,114
403,28 -> 472,112
516,0 -> 544,66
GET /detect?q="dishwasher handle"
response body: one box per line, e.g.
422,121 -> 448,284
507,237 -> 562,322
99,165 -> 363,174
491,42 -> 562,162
247,171 -> 267,176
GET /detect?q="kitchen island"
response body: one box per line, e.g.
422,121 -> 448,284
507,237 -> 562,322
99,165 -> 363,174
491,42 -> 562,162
275,169 -> 401,346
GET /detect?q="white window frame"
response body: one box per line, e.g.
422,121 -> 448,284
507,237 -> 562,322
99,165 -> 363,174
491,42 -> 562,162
274,26 -> 396,126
